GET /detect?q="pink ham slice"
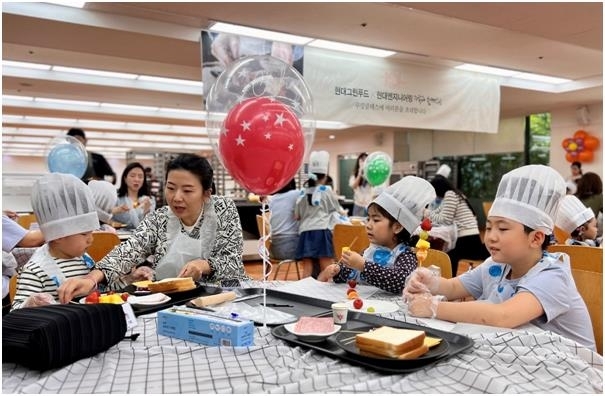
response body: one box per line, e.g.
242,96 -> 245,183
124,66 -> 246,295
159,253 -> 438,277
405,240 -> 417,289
294,316 -> 335,334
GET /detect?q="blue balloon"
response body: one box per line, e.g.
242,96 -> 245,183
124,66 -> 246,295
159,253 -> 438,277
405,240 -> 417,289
47,143 -> 88,178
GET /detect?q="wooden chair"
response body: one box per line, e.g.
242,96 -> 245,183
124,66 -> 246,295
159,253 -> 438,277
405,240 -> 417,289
87,232 -> 121,262
423,248 -> 453,279
16,213 -> 37,229
482,201 -> 493,218
332,223 -> 370,260
553,226 -> 570,244
255,214 -> 301,280
547,244 -> 603,355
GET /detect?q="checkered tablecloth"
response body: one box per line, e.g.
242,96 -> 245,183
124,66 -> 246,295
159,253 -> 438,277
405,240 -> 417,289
3,281 -> 603,394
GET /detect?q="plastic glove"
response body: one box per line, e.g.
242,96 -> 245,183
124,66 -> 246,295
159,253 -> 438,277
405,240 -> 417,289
121,266 -> 154,285
317,264 -> 340,282
403,267 -> 440,297
407,293 -> 445,318
22,292 -> 58,308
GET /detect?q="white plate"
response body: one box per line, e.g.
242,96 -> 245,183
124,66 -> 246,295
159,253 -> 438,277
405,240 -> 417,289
345,299 -> 399,314
127,293 -> 171,306
284,323 -> 341,343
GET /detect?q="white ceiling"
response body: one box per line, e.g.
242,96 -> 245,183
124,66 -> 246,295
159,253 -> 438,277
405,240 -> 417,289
2,2 -> 602,158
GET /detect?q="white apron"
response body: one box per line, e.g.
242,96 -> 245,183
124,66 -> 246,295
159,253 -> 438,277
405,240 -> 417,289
154,202 -> 217,280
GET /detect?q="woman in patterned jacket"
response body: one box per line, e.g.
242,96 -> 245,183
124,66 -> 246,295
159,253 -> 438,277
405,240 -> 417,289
58,153 -> 248,301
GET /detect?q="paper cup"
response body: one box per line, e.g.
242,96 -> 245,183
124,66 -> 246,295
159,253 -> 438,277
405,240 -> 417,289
331,302 -> 348,324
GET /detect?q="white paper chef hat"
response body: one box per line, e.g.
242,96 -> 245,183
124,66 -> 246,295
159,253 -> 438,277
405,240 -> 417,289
87,180 -> 117,224
436,164 -> 451,178
309,150 -> 330,174
555,195 -> 595,234
488,165 -> 566,234
372,176 -> 436,233
31,173 -> 99,242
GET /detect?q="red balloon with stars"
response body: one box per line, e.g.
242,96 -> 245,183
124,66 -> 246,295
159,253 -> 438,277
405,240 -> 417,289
219,97 -> 305,195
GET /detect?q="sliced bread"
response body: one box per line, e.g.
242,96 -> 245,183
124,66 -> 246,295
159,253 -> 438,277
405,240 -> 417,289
355,326 -> 425,358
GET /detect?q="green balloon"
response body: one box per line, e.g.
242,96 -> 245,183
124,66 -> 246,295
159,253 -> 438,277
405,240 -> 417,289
366,157 -> 391,186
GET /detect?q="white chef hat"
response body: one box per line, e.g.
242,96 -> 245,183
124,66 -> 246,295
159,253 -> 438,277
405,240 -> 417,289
87,180 -> 117,224
31,173 -> 99,242
488,165 -> 566,234
372,176 -> 436,233
436,164 -> 451,178
309,150 -> 329,174
555,195 -> 595,234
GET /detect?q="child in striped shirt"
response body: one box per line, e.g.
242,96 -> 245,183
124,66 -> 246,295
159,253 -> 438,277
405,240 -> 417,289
12,173 -> 100,310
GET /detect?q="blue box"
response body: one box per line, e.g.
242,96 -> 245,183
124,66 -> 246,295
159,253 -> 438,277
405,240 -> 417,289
157,306 -> 255,346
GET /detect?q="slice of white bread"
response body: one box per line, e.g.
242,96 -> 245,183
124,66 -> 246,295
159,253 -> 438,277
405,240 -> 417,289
398,343 -> 429,359
148,277 -> 196,293
355,326 -> 425,358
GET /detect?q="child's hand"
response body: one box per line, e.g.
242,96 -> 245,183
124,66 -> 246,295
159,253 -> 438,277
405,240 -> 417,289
22,292 -> 57,308
317,264 -> 340,282
406,293 -> 445,318
342,250 -> 364,272
403,267 -> 439,298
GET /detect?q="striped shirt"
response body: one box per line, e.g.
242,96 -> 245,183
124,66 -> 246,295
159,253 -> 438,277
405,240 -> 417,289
12,246 -> 90,310
429,190 -> 480,237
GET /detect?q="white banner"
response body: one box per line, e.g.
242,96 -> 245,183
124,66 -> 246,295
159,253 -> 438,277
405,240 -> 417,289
304,47 -> 500,133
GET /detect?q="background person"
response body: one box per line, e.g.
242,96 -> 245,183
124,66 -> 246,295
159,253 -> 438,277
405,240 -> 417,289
112,162 -> 156,230
349,152 -> 372,217
267,179 -> 300,261
428,176 -> 489,276
57,153 -> 248,302
12,173 -> 99,310
66,128 -> 116,184
555,195 -> 600,247
87,180 -> 119,233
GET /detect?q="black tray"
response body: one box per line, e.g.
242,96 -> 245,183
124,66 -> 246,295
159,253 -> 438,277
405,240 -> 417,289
271,312 -> 474,374
191,288 -> 333,325
121,283 -> 223,316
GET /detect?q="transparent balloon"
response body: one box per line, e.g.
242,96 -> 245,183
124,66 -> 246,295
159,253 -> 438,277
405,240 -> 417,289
206,55 -> 315,194
364,151 -> 393,187
45,135 -> 88,178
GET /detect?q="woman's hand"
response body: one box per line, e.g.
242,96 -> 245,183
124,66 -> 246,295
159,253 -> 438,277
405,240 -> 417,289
140,197 -> 152,214
178,259 -> 210,281
342,251 -> 365,272
112,204 -> 129,215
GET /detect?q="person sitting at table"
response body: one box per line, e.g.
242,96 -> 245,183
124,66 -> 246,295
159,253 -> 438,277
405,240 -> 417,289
2,215 -> 45,314
318,176 -> 436,294
57,153 -> 249,302
404,165 -> 596,351
12,173 -> 100,310
87,179 -> 118,233
555,195 -> 600,247
112,162 -> 155,230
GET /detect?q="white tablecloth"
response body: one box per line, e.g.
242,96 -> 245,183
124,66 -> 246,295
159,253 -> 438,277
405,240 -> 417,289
3,280 -> 602,393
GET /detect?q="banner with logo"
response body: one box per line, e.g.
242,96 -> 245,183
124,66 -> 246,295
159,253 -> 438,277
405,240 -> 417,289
303,47 -> 500,133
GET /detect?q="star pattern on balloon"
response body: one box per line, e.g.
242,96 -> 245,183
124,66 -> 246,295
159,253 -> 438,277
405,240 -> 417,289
219,96 -> 305,195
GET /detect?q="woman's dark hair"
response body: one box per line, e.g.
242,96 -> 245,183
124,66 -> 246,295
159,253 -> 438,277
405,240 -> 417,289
523,225 -> 552,250
575,172 -> 603,199
165,153 -> 214,191
367,203 -> 411,244
430,175 -> 476,216
571,161 -> 582,172
276,179 -> 297,194
352,152 -> 369,188
117,162 -> 151,198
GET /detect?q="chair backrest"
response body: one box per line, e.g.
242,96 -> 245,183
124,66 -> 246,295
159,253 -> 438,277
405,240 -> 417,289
255,213 -> 270,239
332,224 -> 370,260
547,244 -> 602,354
16,213 -> 37,229
424,248 -> 453,279
87,232 -> 121,262
482,201 -> 493,217
553,226 -> 571,244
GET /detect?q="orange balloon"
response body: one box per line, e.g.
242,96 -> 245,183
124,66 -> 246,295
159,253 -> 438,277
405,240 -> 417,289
561,138 -> 571,149
578,150 -> 594,162
574,130 -> 588,139
566,152 -> 577,163
584,136 -> 600,150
